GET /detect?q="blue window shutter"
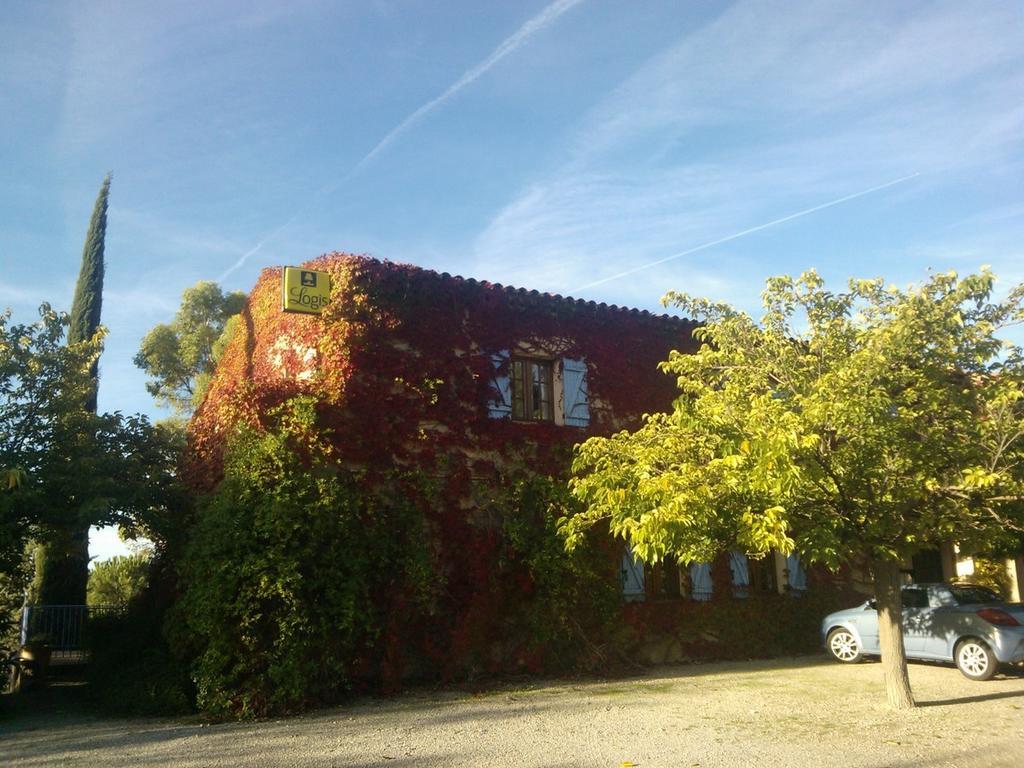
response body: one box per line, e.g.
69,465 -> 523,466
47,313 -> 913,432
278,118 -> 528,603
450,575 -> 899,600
729,551 -> 750,585
690,562 -> 713,601
621,545 -> 646,601
562,357 -> 589,427
488,350 -> 512,419
786,553 -> 807,591
729,551 -> 750,598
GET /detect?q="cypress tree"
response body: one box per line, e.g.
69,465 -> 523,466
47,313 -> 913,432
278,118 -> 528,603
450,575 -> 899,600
31,175 -> 110,606
69,173 -> 110,411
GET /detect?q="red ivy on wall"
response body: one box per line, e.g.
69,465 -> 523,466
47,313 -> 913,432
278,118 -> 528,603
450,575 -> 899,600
184,254 -> 700,686
187,253 -> 697,493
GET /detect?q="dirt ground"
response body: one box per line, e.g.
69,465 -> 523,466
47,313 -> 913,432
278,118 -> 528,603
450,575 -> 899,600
2,656 -> 1022,768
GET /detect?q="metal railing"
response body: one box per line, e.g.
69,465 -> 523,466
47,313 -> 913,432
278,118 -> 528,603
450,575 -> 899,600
19,604 -> 123,662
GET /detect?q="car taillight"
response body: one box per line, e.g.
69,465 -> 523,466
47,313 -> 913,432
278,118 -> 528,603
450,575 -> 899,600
976,608 -> 1021,627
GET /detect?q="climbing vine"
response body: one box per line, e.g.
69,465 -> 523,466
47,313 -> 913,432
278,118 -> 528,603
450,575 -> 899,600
177,255 -> 694,715
176,397 -> 622,717
186,254 -> 693,490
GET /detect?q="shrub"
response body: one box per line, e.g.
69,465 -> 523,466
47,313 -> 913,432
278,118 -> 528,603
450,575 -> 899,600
170,398 -> 621,717
0,548 -> 32,651
85,556 -> 193,716
620,588 -> 857,663
490,475 -> 620,672
170,399 -> 435,717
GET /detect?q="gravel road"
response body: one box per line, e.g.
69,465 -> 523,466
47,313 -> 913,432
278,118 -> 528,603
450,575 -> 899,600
2,656 -> 1022,767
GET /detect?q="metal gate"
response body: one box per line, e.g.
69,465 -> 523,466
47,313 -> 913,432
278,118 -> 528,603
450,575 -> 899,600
19,605 -> 122,662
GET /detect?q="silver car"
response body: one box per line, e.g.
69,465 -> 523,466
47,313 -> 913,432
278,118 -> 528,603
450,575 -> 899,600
822,583 -> 1024,681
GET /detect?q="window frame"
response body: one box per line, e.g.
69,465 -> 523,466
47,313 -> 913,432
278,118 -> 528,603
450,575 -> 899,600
510,356 -> 555,422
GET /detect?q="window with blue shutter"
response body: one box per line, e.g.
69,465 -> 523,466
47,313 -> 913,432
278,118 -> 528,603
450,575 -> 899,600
562,357 -> 589,427
488,350 -> 512,419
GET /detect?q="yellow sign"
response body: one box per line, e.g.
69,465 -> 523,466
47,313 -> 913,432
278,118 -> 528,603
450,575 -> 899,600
282,267 -> 331,314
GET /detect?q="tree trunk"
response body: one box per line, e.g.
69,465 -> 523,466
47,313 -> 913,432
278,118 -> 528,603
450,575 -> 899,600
871,558 -> 915,710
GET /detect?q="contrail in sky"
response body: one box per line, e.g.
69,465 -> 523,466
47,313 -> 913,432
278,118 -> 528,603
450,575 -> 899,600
573,172 -> 921,293
218,0 -> 587,283
351,0 -> 587,177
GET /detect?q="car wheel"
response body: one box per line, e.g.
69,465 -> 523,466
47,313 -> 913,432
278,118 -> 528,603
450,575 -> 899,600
827,627 -> 863,663
955,638 -> 998,681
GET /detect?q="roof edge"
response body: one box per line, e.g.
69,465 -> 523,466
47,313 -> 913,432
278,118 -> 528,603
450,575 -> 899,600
292,252 -> 695,328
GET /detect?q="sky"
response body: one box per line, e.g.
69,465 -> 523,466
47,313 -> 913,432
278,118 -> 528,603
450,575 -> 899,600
3,0 -> 1023,559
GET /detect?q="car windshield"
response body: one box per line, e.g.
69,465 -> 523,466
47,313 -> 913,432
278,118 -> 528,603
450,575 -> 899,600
948,585 -> 1001,605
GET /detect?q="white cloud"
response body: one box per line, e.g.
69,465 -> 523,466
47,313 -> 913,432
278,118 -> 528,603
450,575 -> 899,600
571,0 -> 1022,164
472,0 -> 1024,304
113,207 -> 246,262
219,0 -> 590,282
103,287 -> 178,321
350,0 -> 588,176
0,281 -> 41,306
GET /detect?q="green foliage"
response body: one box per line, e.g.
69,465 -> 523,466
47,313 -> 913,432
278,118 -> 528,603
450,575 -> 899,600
492,475 -> 619,668
955,556 -> 1014,598
34,174 -> 108,604
0,491 -> 24,609
171,397 -> 434,718
1,304 -> 100,595
68,174 -> 110,404
86,556 -> 193,716
0,548 -> 32,649
172,396 -> 619,718
622,589 -> 856,662
0,305 -> 185,603
134,281 -> 246,415
88,551 -> 152,607
565,269 -> 1024,708
565,270 -> 1024,570
0,470 -> 26,641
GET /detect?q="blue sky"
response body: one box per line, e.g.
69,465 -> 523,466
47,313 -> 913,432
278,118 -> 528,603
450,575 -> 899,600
3,1 -> 1023,557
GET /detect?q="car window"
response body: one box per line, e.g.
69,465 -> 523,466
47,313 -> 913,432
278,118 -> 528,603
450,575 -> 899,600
902,588 -> 928,608
948,585 -> 1001,605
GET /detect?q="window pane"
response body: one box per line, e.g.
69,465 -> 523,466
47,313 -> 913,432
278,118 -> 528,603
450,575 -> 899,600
511,360 -> 526,420
530,362 -> 542,419
510,357 -> 554,421
541,362 -> 552,420
948,585 -> 1000,605
660,556 -> 681,597
902,588 -> 928,608
530,361 -> 553,421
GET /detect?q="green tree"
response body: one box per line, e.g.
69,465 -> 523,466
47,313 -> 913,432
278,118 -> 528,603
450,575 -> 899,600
0,467 -> 31,647
1,306 -> 184,606
31,175 -> 111,604
563,270 -> 1024,710
0,469 -> 24,571
69,173 -> 110,412
87,551 -> 152,607
134,281 -> 246,416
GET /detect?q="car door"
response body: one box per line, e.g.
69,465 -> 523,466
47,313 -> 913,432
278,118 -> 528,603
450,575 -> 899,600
856,601 -> 880,654
918,585 -> 961,659
900,586 -> 931,654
